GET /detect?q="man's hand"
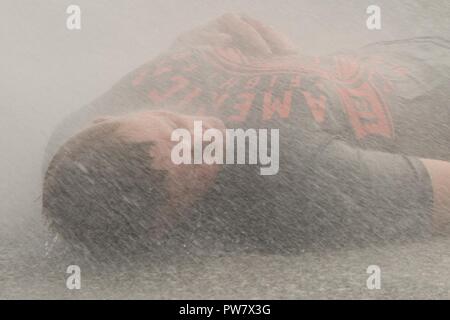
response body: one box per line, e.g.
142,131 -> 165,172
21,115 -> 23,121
171,13 -> 298,57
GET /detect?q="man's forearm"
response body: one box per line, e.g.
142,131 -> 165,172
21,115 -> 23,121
420,158 -> 450,232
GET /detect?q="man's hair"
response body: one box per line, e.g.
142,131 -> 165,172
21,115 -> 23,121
42,122 -> 169,260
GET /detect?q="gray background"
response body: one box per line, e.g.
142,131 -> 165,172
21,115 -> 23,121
1,0 -> 450,299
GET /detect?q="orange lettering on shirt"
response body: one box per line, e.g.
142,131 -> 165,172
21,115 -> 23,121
302,90 -> 327,124
220,77 -> 239,90
291,74 -> 301,88
262,90 -> 293,120
269,75 -> 279,87
178,87 -> 202,106
148,76 -> 189,104
213,92 -> 229,110
337,82 -> 393,139
228,92 -> 255,122
245,77 -> 261,90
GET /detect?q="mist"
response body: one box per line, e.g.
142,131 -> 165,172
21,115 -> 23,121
1,0 -> 450,299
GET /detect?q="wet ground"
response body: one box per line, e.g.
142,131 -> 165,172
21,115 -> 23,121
1,0 -> 450,299
2,221 -> 450,299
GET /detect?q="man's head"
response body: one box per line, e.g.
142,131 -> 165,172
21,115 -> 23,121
43,110 -> 223,259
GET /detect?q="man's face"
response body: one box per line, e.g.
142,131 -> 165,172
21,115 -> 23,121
93,110 -> 225,213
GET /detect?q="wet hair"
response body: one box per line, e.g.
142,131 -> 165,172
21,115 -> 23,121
42,122 -> 169,261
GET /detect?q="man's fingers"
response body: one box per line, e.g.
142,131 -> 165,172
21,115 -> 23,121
241,15 -> 298,55
175,27 -> 232,48
199,32 -> 233,46
216,13 -> 272,56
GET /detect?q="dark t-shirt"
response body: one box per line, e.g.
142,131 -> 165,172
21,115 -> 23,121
45,37 -> 450,253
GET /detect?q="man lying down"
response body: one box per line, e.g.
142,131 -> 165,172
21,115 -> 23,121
42,14 -> 450,261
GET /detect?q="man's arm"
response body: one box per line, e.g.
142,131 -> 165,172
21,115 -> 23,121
420,159 -> 450,232
301,137 -> 437,245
